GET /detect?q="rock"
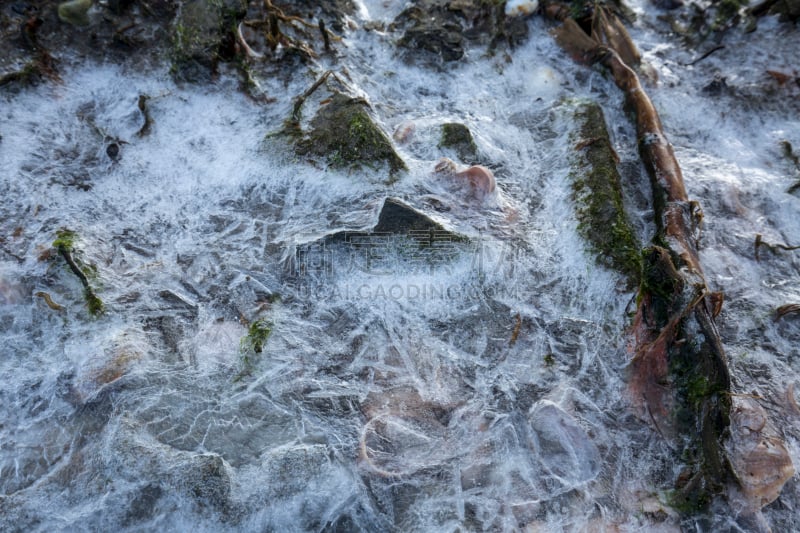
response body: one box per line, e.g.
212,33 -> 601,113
175,454 -> 231,511
0,62 -> 43,90
652,0 -> 684,9
374,197 -> 450,234
58,0 -> 92,27
171,0 -> 246,82
289,0 -> 356,31
391,0 -> 529,63
263,444 -> 331,494
439,122 -> 478,161
123,484 -> 163,526
106,0 -> 136,16
143,314 -> 196,364
702,75 -> 730,96
771,0 -> 800,20
296,92 -> 406,177
106,142 -> 120,160
322,198 -> 466,246
528,400 -> 601,489
398,16 -> 465,62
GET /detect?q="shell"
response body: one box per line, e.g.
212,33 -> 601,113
434,157 -> 458,175
392,120 -> 415,144
454,165 -> 496,196
728,398 -> 795,510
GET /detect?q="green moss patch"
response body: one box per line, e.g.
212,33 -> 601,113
569,101 -> 641,286
296,93 -> 406,177
53,229 -> 78,253
439,122 -> 478,161
52,228 -> 105,316
236,318 -> 272,379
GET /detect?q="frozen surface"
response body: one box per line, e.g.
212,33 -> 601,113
1,2 -> 799,531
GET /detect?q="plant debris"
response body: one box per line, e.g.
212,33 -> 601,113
775,304 -> 800,321
754,233 -> 800,261
53,229 -> 104,316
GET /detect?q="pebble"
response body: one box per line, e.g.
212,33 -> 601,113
505,0 -> 539,17
58,0 -> 92,27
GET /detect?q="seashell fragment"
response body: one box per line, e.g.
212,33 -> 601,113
454,164 -> 496,196
728,398 -> 795,510
434,157 -> 496,199
237,21 -> 264,59
392,120 -> 415,144
434,157 -> 458,175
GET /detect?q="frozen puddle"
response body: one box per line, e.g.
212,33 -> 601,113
1,4 -> 799,531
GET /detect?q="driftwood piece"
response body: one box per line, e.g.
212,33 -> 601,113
549,6 -> 792,515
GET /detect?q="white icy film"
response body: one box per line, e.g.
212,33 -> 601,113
1,2 -> 799,532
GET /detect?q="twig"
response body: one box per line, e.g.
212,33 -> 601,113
319,20 -> 331,53
509,312 -> 522,346
264,0 -> 318,29
754,233 -> 800,261
682,45 -> 725,67
58,247 -> 91,289
291,70 -> 337,123
775,304 -> 800,321
136,94 -> 153,137
35,291 -> 65,311
55,240 -> 104,315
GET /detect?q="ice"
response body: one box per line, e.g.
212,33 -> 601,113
1,4 -> 799,531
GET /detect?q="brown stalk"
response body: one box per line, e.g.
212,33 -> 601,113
549,4 -> 741,511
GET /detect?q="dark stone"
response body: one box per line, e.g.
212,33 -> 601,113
157,289 -> 199,313
439,122 -> 478,161
771,0 -> 800,20
11,2 -> 36,16
399,18 -> 465,62
391,0 -> 529,63
123,484 -> 163,526
179,454 -> 231,511
702,75 -> 729,96
373,198 -> 449,234
321,198 -> 466,247
107,0 -> 136,15
171,0 -> 246,82
653,0 -> 684,8
143,315 -> 194,364
106,142 -> 120,160
290,0 -> 356,28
